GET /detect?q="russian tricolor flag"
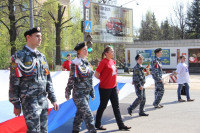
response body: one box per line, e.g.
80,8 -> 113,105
0,70 -> 155,133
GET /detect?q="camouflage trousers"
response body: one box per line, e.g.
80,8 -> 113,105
129,87 -> 146,113
21,97 -> 48,133
73,90 -> 96,133
153,81 -> 164,105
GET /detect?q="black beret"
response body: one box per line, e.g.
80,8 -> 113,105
154,48 -> 162,54
24,27 -> 41,37
74,42 -> 86,51
135,54 -> 143,60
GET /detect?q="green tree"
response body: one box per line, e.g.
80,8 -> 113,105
151,13 -> 161,40
65,6 -> 83,51
0,0 -> 40,56
186,0 -> 200,38
173,2 -> 187,39
160,19 -> 173,40
48,3 -> 72,66
139,11 -> 160,41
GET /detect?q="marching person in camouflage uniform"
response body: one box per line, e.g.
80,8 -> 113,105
9,27 -> 59,133
65,42 -> 96,133
151,48 -> 164,108
127,54 -> 149,116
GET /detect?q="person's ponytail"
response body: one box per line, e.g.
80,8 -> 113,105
101,46 -> 111,60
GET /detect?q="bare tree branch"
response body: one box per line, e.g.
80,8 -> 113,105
61,17 -> 73,26
0,19 -> 10,31
61,6 -> 66,19
61,25 -> 73,30
16,25 -> 25,29
173,2 -> 186,39
48,11 -> 56,23
14,15 -> 29,24
34,14 -> 42,17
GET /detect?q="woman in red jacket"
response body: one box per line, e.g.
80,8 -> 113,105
94,46 -> 131,131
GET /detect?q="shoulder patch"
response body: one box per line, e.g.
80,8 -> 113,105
11,62 -> 17,70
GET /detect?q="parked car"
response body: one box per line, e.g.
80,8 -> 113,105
106,17 -> 123,36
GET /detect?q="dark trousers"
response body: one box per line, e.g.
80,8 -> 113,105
129,87 -> 146,113
153,81 -> 164,105
95,87 -> 124,128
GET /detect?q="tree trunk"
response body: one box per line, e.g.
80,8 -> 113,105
8,0 -> 17,56
55,24 -> 61,65
55,4 -> 62,65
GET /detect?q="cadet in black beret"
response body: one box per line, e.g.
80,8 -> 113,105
154,48 -> 162,54
66,41 -> 96,132
151,47 -> 164,108
74,42 -> 86,51
24,27 -> 41,38
9,26 -> 59,133
135,54 -> 143,61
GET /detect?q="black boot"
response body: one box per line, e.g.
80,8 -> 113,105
119,125 -> 131,130
127,107 -> 132,116
139,112 -> 149,116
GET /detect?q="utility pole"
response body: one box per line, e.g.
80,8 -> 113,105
29,0 -> 34,28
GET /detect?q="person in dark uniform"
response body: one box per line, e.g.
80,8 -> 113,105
9,27 -> 59,133
65,42 -> 96,133
127,54 -> 149,116
151,48 -> 164,108
94,46 -> 131,131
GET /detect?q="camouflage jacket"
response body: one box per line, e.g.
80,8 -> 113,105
65,58 -> 94,99
9,46 -> 57,109
151,56 -> 162,82
133,63 -> 146,88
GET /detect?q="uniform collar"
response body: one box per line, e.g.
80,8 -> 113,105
25,45 -> 36,53
136,63 -> 142,67
24,45 -> 41,56
155,56 -> 161,60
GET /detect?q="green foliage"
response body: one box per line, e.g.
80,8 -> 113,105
186,0 -> 200,39
0,23 -> 10,69
88,43 -> 104,64
160,19 -> 173,40
65,6 -> 83,51
139,11 -> 183,41
37,0 -> 58,69
139,11 -> 161,40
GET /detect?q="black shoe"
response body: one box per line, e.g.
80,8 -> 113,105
158,104 -> 164,108
127,107 -> 132,116
153,104 -> 161,108
119,125 -> 131,130
139,112 -> 149,116
95,125 -> 106,130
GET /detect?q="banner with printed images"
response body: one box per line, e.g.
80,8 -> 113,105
188,49 -> 200,67
90,2 -> 133,44
137,49 -> 170,65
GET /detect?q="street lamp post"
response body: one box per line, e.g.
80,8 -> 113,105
29,0 -> 34,28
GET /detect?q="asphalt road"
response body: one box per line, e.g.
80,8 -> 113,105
80,74 -> 200,133
52,74 -> 200,133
